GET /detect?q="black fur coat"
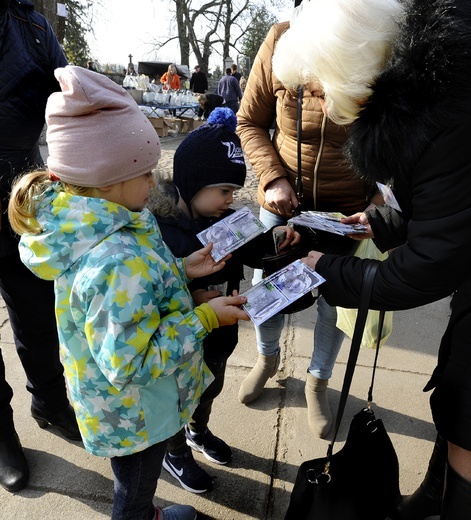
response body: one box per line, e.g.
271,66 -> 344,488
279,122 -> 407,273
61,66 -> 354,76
316,0 -> 471,312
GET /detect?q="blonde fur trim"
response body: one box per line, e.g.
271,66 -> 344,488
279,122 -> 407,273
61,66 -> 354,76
272,0 -> 404,124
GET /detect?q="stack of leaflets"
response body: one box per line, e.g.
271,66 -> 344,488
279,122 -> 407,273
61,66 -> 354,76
288,211 -> 367,236
241,260 -> 325,326
197,206 -> 267,262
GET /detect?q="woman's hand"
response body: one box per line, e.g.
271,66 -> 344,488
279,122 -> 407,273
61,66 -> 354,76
264,178 -> 298,217
342,212 -> 374,240
207,291 -> 250,325
273,225 -> 301,250
185,244 -> 230,279
302,250 -> 324,271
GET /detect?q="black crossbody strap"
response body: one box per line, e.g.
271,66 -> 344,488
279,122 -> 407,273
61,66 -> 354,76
367,308 -> 385,404
327,261 -> 382,459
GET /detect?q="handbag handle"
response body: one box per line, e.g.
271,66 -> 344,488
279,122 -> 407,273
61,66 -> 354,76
326,261 -> 385,462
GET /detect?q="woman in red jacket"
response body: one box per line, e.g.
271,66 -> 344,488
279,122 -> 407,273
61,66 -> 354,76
160,63 -> 181,91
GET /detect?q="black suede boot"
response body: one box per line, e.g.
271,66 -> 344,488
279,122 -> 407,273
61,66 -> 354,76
387,435 -> 446,520
0,428 -> 29,492
441,463 -> 471,519
31,403 -> 81,441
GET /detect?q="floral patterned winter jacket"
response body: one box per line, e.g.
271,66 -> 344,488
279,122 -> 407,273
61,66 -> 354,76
19,185 -> 214,457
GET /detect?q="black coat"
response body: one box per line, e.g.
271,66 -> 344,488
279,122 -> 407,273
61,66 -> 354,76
198,93 -> 224,119
315,0 -> 471,440
0,0 -> 67,253
190,70 -> 208,94
317,0 -> 471,311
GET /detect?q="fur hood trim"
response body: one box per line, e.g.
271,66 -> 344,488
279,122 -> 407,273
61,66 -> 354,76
148,177 -> 182,220
346,0 -> 471,184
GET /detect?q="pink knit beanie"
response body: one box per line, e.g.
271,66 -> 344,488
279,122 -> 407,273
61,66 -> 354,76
46,65 -> 161,187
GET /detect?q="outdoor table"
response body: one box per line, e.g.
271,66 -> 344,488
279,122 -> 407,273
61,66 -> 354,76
142,103 -> 199,118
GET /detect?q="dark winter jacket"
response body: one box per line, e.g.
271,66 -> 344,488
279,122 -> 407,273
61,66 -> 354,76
190,70 -> 208,94
151,180 -> 271,363
317,0 -> 471,426
0,0 -> 67,254
198,93 -> 224,119
315,0 -> 471,389
317,0 -> 471,310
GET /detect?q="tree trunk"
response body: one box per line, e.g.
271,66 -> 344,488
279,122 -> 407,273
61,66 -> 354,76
176,0 -> 190,66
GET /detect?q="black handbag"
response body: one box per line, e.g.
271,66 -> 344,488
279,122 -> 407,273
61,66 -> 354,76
285,262 -> 401,520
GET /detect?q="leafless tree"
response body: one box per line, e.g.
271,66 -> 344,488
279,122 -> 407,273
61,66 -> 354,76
155,0 -> 252,73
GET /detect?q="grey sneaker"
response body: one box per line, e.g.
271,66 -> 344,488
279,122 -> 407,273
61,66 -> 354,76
162,450 -> 213,494
185,426 -> 232,465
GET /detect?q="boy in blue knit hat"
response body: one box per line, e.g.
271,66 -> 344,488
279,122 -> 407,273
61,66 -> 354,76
151,108 -> 299,493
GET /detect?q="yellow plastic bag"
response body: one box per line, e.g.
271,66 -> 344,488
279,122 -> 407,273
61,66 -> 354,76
336,239 -> 393,349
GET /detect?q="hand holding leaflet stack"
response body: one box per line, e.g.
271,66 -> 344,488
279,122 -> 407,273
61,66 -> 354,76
289,211 -> 367,236
197,206 -> 325,324
197,206 -> 267,262
241,260 -> 325,325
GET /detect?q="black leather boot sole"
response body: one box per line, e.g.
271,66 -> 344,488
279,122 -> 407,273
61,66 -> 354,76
0,431 -> 29,492
31,403 -> 81,441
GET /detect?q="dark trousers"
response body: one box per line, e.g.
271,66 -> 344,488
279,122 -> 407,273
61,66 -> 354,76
224,100 -> 240,115
111,440 -> 167,520
167,360 -> 227,454
0,250 -> 68,437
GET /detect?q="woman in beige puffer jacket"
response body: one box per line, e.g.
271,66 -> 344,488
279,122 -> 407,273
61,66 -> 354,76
236,21 -> 381,438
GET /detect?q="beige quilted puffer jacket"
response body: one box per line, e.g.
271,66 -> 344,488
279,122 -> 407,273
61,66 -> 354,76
237,22 -> 375,215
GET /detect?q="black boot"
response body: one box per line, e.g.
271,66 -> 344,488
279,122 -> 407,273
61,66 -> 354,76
0,429 -> 29,492
441,463 -> 471,519
388,434 -> 446,520
31,403 -> 81,441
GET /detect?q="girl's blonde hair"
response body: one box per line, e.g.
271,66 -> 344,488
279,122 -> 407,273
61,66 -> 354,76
272,0 -> 404,125
8,170 -> 92,236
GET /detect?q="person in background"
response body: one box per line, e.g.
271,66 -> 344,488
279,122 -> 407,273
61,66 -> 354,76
160,63 -> 181,91
190,64 -> 208,94
87,60 -> 96,71
150,107 -> 299,494
236,14 -> 381,438
127,65 -> 137,76
8,66 -> 249,520
286,0 -> 471,518
196,93 -> 224,119
215,68 -> 243,115
239,77 -> 247,95
0,0 -> 79,494
230,64 -> 242,83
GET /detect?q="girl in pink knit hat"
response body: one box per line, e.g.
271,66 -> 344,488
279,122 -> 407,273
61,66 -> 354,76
8,66 -> 249,520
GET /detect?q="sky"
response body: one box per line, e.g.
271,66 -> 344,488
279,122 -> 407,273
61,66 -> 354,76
87,0 -> 292,71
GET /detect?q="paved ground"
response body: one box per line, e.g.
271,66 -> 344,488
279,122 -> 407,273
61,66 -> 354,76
0,135 -> 443,519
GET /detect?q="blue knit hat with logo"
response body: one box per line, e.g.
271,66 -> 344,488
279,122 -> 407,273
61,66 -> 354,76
173,107 -> 246,203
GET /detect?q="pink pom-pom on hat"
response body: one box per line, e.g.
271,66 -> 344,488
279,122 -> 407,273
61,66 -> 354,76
46,65 -> 161,188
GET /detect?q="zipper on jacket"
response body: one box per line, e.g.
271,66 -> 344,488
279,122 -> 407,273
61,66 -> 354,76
312,113 -> 327,209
